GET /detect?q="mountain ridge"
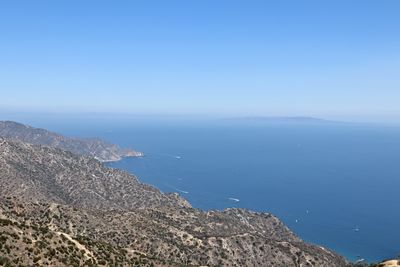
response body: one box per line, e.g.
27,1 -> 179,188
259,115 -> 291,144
0,121 -> 143,162
0,138 -> 188,211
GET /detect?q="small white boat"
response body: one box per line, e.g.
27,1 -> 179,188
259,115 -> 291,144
355,259 -> 365,264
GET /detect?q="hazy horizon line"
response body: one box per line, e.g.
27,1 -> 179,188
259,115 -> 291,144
1,108 -> 400,125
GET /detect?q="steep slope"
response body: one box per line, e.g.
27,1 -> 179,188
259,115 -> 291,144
0,121 -> 143,162
0,138 -> 350,266
0,138 -> 189,210
0,197 -> 350,267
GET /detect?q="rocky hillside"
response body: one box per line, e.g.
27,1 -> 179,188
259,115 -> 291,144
0,138 -> 188,210
0,121 -> 143,162
0,138 -> 350,266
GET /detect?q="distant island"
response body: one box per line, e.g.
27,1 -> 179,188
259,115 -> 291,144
228,116 -> 337,123
0,121 -> 143,162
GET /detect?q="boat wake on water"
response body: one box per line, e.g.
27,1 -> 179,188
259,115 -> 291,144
176,188 -> 189,194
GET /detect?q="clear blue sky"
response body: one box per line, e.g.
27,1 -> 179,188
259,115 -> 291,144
0,0 -> 399,120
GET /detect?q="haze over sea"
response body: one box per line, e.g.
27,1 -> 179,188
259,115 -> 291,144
7,114 -> 400,263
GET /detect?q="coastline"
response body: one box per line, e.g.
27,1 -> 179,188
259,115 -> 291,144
106,153 -> 389,265
98,152 -> 145,163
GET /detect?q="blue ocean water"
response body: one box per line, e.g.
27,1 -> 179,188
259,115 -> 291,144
12,115 -> 400,263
